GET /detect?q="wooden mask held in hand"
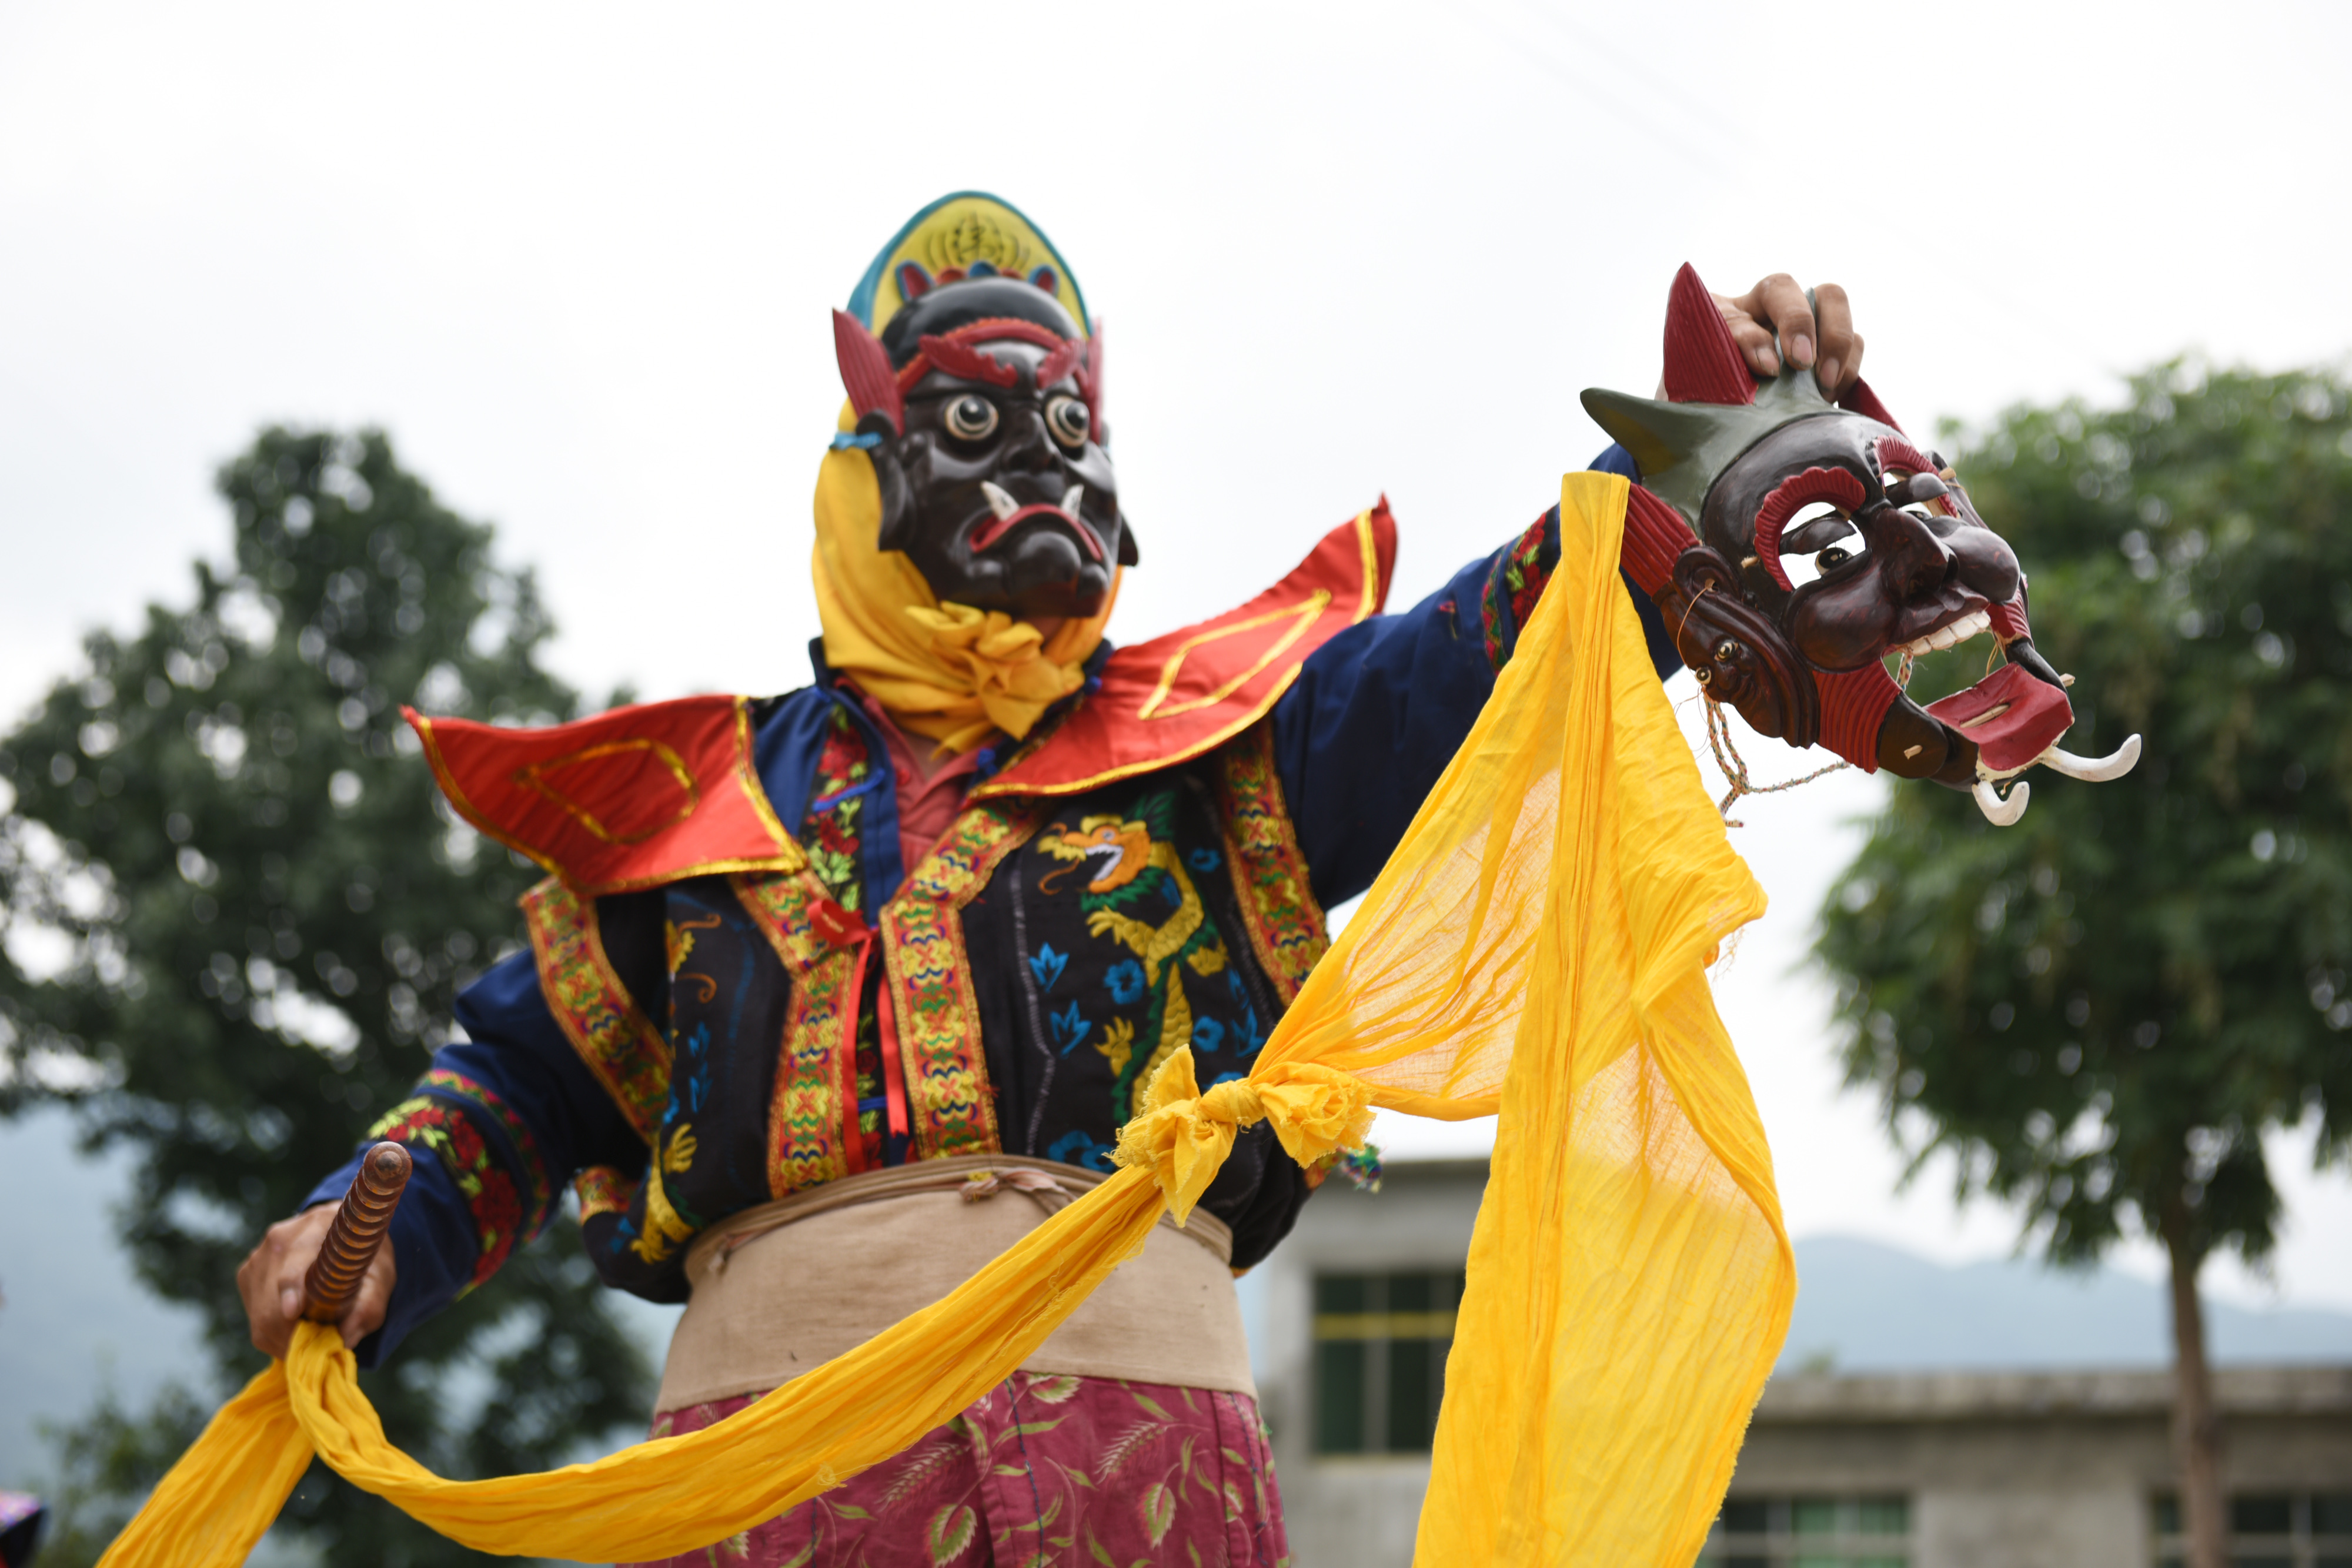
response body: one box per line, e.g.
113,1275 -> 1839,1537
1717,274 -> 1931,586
1589,265 -> 2139,827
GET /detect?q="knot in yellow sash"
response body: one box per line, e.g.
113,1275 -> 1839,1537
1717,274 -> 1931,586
1113,1048 -> 1374,1224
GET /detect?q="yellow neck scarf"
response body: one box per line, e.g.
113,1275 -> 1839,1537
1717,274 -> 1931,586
812,442 -> 1115,754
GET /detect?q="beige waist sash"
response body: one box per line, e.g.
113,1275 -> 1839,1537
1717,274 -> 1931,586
656,1155 -> 1255,1414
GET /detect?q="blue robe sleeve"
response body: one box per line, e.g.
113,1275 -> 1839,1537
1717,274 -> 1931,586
1270,443 -> 1681,910
302,949 -> 643,1367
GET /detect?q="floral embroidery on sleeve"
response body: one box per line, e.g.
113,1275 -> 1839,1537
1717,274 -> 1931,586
1481,507 -> 1562,671
366,1069 -> 546,1288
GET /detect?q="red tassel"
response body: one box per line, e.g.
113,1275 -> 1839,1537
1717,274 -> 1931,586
1662,263 -> 1757,406
831,310 -> 903,435
1621,483 -> 1696,595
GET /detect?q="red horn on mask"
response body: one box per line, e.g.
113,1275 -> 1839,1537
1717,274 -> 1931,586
1662,263 -> 1756,406
833,309 -> 904,435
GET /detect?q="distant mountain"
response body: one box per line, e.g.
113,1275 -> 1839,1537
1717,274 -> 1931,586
1783,1234 -> 2352,1372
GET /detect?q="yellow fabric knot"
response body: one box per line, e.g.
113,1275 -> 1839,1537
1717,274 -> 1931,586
901,603 -> 1086,744
1113,1048 -> 1375,1225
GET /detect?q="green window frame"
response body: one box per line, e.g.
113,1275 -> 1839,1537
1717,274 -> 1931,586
2151,1490 -> 2352,1567
1698,1495 -> 1910,1566
1311,1270 -> 1464,1456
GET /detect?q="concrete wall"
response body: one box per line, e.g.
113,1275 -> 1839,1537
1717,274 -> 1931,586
1255,1157 -> 2352,1568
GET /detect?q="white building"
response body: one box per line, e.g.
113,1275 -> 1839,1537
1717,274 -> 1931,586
1251,1158 -> 2352,1568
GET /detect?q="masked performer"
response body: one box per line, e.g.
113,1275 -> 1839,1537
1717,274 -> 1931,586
239,194 -> 1944,1566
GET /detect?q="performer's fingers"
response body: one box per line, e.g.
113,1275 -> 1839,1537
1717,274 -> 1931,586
1716,288 -> 1781,378
1813,283 -> 1861,397
1751,273 -> 1818,376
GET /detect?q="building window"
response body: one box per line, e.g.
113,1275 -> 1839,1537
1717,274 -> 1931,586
1698,1495 -> 1910,1566
2150,1491 -> 2352,1567
1311,1270 -> 1462,1455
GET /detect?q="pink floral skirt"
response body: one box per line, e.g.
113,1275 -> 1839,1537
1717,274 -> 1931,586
629,1370 -> 1288,1567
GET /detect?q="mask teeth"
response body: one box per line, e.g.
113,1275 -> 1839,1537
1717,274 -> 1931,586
1893,607 -> 1990,659
1061,484 -> 1085,520
980,481 -> 1020,522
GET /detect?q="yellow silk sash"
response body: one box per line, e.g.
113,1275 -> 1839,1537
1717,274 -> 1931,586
99,471 -> 1790,1567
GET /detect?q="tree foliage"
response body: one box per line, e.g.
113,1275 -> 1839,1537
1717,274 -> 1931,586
0,429 -> 653,1563
1818,364 -> 2352,1274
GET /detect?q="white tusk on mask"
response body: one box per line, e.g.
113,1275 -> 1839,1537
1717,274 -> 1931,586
1974,778 -> 2030,827
1060,484 -> 1086,519
2035,733 -> 2142,783
980,481 -> 1021,521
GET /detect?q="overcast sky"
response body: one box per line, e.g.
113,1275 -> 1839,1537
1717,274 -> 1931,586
4,1 -> 2348,1311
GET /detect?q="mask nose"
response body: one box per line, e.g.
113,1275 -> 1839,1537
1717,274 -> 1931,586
999,407 -> 1058,473
1869,503 -> 1956,602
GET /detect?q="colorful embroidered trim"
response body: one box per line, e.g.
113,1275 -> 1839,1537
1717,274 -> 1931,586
1482,509 -> 1560,671
414,1068 -> 553,1238
573,1164 -> 640,1222
803,706 -> 873,914
521,877 -> 672,1145
366,1096 -> 526,1288
733,870 -> 866,1196
879,798 -> 1041,1159
1214,724 -> 1330,1004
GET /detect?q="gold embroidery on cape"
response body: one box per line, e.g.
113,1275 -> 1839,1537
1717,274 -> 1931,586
521,877 -> 671,1143
1214,724 -> 1330,1004
733,870 -> 860,1196
514,739 -> 699,845
1136,592 -> 1331,720
880,798 -> 1043,1159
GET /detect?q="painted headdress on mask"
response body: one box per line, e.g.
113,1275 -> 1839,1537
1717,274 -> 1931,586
1588,265 -> 2138,825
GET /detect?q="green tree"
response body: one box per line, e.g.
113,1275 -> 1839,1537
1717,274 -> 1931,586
0,429 -> 653,1563
1816,365 -> 2352,1568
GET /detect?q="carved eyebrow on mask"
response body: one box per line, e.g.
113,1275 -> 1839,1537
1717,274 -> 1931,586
1753,465 -> 1870,591
1874,434 -> 1940,478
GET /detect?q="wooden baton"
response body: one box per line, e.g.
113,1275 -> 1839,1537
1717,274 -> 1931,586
301,1141 -> 412,1324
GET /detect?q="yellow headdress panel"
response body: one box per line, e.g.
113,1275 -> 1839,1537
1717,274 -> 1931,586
847,190 -> 1090,338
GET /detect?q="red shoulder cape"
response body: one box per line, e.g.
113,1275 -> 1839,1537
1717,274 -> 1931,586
974,503 -> 1394,798
406,695 -> 804,896
406,504 -> 1395,894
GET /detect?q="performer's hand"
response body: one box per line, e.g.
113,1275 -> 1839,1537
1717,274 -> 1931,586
1714,275 -> 1864,400
236,1202 -> 396,1358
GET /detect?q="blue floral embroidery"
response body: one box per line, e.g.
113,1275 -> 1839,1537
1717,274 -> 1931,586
1028,942 -> 1068,991
1047,1129 -> 1117,1174
1105,959 -> 1145,1005
1187,847 -> 1224,874
1225,971 -> 1267,1057
1048,1001 -> 1092,1055
1191,1016 -> 1227,1054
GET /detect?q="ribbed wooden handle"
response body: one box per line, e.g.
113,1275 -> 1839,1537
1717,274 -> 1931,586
302,1141 -> 411,1324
